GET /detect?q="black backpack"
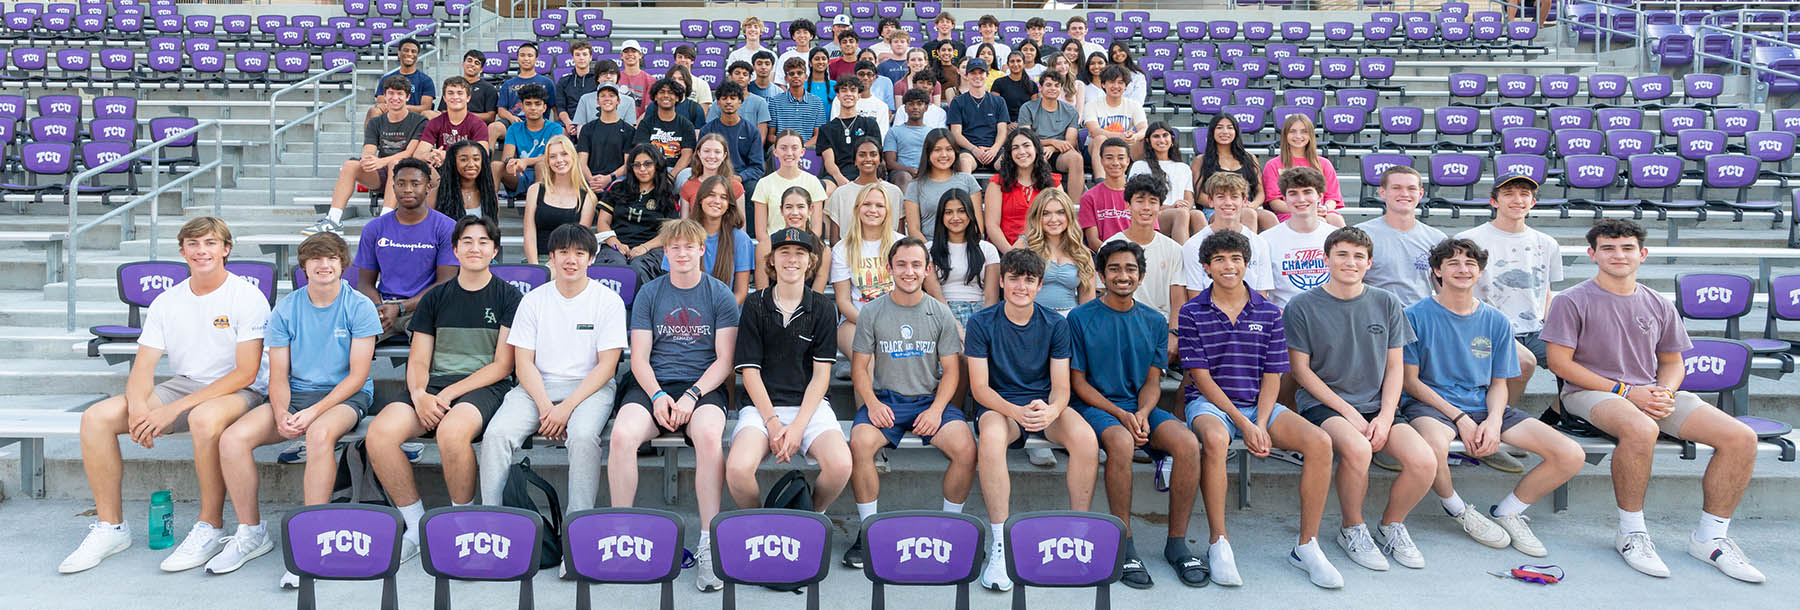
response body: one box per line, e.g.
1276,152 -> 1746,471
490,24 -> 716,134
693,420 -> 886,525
330,440 -> 391,506
501,458 -> 564,570
757,470 -> 814,594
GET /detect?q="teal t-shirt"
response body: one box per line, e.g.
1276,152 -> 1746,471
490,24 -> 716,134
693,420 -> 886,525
265,280 -> 383,396
1401,297 -> 1520,413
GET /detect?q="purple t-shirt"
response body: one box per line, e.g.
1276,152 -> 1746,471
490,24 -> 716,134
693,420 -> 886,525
1178,288 -> 1290,406
1540,278 -> 1693,391
352,209 -> 458,300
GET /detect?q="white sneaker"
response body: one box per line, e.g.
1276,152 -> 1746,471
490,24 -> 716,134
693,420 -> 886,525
1377,523 -> 1424,569
1208,539 -> 1242,586
399,535 -> 420,564
1027,447 -> 1057,468
58,521 -> 132,574
300,217 -> 343,236
1689,536 -> 1765,583
1287,539 -> 1343,589
1490,510 -> 1547,557
280,570 -> 301,589
204,524 -> 274,574
695,538 -> 722,592
1616,531 -> 1671,578
1448,505 -> 1511,549
1336,524 -> 1389,571
160,522 -> 227,572
981,539 -> 1013,591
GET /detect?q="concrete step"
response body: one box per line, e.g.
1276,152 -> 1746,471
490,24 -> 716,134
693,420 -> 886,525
0,291 -> 124,328
0,358 -> 140,394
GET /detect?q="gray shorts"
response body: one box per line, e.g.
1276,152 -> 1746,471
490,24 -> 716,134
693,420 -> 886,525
1399,402 -> 1532,434
1560,389 -> 1709,437
1515,331 -> 1548,367
149,376 -> 267,433
286,388 -> 374,420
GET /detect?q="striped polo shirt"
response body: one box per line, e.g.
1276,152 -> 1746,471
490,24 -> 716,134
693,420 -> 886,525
767,88 -> 828,143
1177,287 -> 1290,406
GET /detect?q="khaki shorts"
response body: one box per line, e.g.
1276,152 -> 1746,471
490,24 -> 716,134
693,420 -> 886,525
1559,389 -> 1709,437
732,404 -> 844,457
149,376 -> 267,433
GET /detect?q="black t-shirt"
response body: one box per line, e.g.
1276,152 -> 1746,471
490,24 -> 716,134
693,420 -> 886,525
633,111 -> 698,166
408,274 -> 521,379
923,39 -> 966,64
600,183 -> 682,247
577,116 -> 635,176
364,112 -> 428,158
734,288 -> 838,406
815,115 -> 883,177
990,74 -> 1038,125
438,76 -> 500,115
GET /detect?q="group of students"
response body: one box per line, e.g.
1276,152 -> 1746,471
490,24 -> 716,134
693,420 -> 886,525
57,156 -> 1769,592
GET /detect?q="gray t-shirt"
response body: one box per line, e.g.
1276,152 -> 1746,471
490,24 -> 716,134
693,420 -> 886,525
628,274 -> 740,382
1284,285 -> 1416,411
1355,217 -> 1447,306
1540,278 -> 1692,390
851,294 -> 963,397
1016,99 -> 1080,142
365,112 -> 428,158
573,89 -> 640,127
902,172 -> 982,241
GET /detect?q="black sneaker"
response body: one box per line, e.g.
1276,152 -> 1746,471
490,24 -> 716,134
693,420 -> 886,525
842,530 -> 866,569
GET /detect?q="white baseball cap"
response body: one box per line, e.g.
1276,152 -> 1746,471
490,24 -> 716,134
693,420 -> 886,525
620,40 -> 645,53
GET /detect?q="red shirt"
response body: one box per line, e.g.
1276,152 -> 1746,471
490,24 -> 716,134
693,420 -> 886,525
991,173 -> 1061,245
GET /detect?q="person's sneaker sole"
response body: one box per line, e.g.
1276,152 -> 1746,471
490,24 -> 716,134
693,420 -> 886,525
1371,451 -> 1403,472
58,539 -> 130,574
206,538 -> 274,574
1287,550 -> 1343,589
1478,451 -> 1526,474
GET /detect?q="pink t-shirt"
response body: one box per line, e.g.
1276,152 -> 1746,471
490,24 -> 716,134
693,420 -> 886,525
1261,155 -> 1344,220
1077,183 -> 1132,244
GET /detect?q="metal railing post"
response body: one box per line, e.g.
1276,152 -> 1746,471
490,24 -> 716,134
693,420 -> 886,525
268,61 -> 357,206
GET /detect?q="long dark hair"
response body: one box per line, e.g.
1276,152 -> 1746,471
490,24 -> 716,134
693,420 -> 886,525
930,188 -> 987,289
605,143 -> 679,212
689,174 -> 743,283
434,140 -> 497,221
997,127 -> 1053,192
1142,121 -> 1184,186
920,128 -> 959,178
1198,114 -> 1260,200
1107,41 -> 1141,74
1080,52 -> 1108,86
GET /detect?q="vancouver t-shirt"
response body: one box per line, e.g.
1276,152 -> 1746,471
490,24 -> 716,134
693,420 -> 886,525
409,274 -> 522,379
266,281 -> 381,395
139,274 -> 270,392
628,274 -> 740,382
352,210 -> 458,300
507,279 -> 628,384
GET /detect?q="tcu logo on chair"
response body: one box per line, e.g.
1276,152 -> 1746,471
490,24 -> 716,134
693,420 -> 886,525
1686,355 -> 1727,376
35,149 -> 64,164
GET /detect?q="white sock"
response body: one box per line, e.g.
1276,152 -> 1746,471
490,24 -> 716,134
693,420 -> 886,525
452,500 -> 472,507
1695,511 -> 1730,541
98,520 -> 125,530
326,207 -> 343,222
464,207 -> 482,218
1439,491 -> 1468,516
1618,509 -> 1647,535
1493,493 -> 1530,517
699,531 -> 712,547
857,501 -> 878,521
942,499 -> 963,513
379,207 -> 393,216
398,501 -> 425,535
1295,537 -> 1321,557
244,522 -> 267,537
989,523 -> 1005,548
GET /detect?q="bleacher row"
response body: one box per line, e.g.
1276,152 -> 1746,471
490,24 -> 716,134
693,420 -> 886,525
0,94 -> 204,206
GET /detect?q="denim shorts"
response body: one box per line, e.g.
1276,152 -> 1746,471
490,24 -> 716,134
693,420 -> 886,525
947,300 -> 983,326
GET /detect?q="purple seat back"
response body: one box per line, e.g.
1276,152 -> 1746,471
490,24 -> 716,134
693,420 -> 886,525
1191,89 -> 1227,115
1362,154 -> 1414,185
1285,89 -> 1325,108
1628,154 -> 1683,189
1747,131 -> 1796,163
1213,70 -> 1247,90
1364,21 -> 1394,41
75,12 -> 103,32
1606,129 -> 1656,157
1162,70 -> 1197,95
274,26 -> 304,46
1548,107 -> 1593,130
1244,21 -> 1273,40
1325,21 -> 1353,41
1322,106 -> 1366,135
275,51 -> 311,74
1564,154 -> 1619,189
1597,107 -> 1642,130
863,511 -> 985,586
91,96 -> 134,120
1588,74 -> 1626,100
146,49 -> 181,73
1494,154 -> 1547,185
90,118 -> 136,143
1379,106 -> 1424,135
1358,57 -> 1394,81
1497,73 -> 1534,98
322,51 -> 358,73
55,48 -> 91,72
1703,154 -> 1760,189
186,37 -> 219,54
1538,74 -> 1578,100
1631,75 -> 1673,102
1430,153 -> 1482,187
1714,109 -> 1759,137
1435,106 -> 1479,136
1683,73 -> 1723,100
711,509 -> 831,586
1223,105 -> 1264,133
1769,274 -> 1800,322
149,116 -> 198,147
0,95 -> 21,122
1174,20 -> 1205,41
1320,57 -> 1355,80
83,140 -> 133,174
38,94 -> 80,120
185,13 -> 214,34
281,505 -> 404,583
1508,20 -> 1538,41
11,47 -> 48,71
1492,106 -> 1535,130
1555,129 -> 1602,156
1278,57 -> 1314,80
564,508 -> 684,584
419,506 -> 542,582
191,51 -> 226,74
117,261 -> 189,308
257,14 -> 286,34
585,264 -> 638,307
1233,88 -> 1274,109
1338,89 -> 1377,109
1005,511 -> 1126,588
1682,339 -> 1752,395
1217,43 -> 1250,61
99,49 -> 136,72
1501,127 -> 1550,155
1677,273 -> 1755,321
1678,129 -> 1726,161
487,264 -> 550,297
224,261 -> 277,304
1660,108 -> 1704,136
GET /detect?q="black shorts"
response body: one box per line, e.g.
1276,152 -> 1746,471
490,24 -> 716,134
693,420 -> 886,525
963,148 -> 1001,172
979,408 -> 1048,450
1515,331 -> 1549,367
1399,402 -> 1532,434
619,379 -> 730,445
412,375 -> 511,441
1298,404 -> 1378,428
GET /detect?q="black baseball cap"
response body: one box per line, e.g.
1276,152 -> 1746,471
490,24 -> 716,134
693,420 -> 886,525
1490,171 -> 1538,196
769,227 -> 819,253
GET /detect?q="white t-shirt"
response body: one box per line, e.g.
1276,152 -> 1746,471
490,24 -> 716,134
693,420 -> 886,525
931,239 -> 999,303
890,103 -> 948,131
1081,97 -> 1145,139
1104,231 -> 1184,318
506,279 -> 629,384
849,96 -> 892,138
1260,220 -> 1333,307
1127,160 -> 1194,206
1457,222 -> 1564,334
139,274 -> 271,392
725,45 -> 773,71
824,181 -> 906,236
830,231 -> 908,310
1182,225 -> 1276,294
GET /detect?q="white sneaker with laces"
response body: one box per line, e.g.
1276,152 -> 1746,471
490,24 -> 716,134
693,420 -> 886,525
1689,536 -> 1765,583
1616,531 -> 1671,578
981,539 -> 1013,591
695,538 -> 722,592
1377,523 -> 1425,569
1287,540 -> 1343,589
1336,524 -> 1389,571
300,217 -> 343,236
399,535 -> 420,564
1490,511 -> 1547,557
204,524 -> 274,574
1208,539 -> 1242,587
1448,504 -> 1511,549
59,521 -> 132,574
160,521 -> 227,572
281,570 -> 301,589
276,440 -> 307,464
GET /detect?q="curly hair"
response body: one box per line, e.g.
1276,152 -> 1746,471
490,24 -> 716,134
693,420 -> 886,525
1019,187 -> 1094,298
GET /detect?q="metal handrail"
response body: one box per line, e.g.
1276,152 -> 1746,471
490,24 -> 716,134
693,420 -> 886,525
268,61 -> 358,207
63,119 -> 224,331
1568,0 -> 1800,100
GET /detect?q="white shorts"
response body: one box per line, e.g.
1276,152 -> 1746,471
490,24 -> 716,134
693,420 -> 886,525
731,403 -> 843,456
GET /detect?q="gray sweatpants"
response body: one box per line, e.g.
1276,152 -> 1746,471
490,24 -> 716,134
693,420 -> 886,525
478,378 -> 618,511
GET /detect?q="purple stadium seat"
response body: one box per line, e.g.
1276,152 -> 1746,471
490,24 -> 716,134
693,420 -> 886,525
1588,73 -> 1627,104
89,117 -> 136,143
53,48 -> 91,82
1426,153 -> 1485,210
1500,127 -> 1550,156
1337,88 -> 1378,109
4,141 -> 74,199
1325,22 -> 1353,41
1191,89 -> 1228,116
1285,89 -> 1326,108
1746,131 -> 1797,180
1713,109 -> 1759,138
1701,154 -> 1781,218
1491,106 -> 1536,130
1358,153 -> 1413,204
1554,128 -> 1603,157
1433,106 -> 1487,150
1559,154 -> 1626,211
1208,20 -> 1236,41
1244,21 -> 1272,41
1548,107 -> 1593,130
1605,128 -> 1656,159
1660,107 -> 1705,138
30,117 -> 79,143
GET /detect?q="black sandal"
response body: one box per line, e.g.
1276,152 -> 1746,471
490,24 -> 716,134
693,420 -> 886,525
1171,555 -> 1211,587
1120,557 -> 1154,589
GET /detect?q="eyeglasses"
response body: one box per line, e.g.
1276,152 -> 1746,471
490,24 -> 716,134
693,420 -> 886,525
632,160 -> 659,169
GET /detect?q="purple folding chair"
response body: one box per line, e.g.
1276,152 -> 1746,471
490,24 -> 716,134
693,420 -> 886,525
1232,56 -> 1269,81
374,0 -> 400,17
85,260 -> 188,350
89,117 -> 135,143
1746,131 -> 1798,180
1676,274 -> 1757,337
407,0 -> 433,17
1358,153 -> 1414,204
1446,72 -> 1489,106
344,0 -> 369,16
1217,43 -> 1250,62
1597,107 -> 1642,131
1660,107 -> 1705,139
1425,153 -> 1485,212
419,506 -> 542,609
1145,42 -> 1178,60
1433,106 -> 1489,151
1279,57 -> 1315,83
1233,88 -> 1274,110
711,509 -> 832,610
230,50 -> 270,83
863,511 -> 985,610
1588,73 -> 1627,105
1358,57 -> 1396,87
1142,21 -> 1169,41
1191,89 -> 1228,116
1680,338 -> 1794,449
1713,109 -> 1759,138
1325,21 -> 1353,41
53,48 -> 91,82
5,141 -> 74,199
1280,21 -> 1310,41
1681,73 -> 1724,108
282,505 -> 404,610
1699,154 -> 1782,220
72,11 -> 103,37
1500,127 -> 1551,156
188,50 -> 227,85
146,116 -> 198,167
563,508 -> 685,610
1606,129 -> 1656,159
1285,89 -> 1325,108
1561,153 -> 1640,213
1208,20 -> 1236,41
1337,88 -> 1378,110
1174,20 -> 1205,41
185,13 -> 214,35
1363,21 -> 1396,45
1319,105 -> 1370,156
1492,106 -> 1536,132
1497,73 -> 1536,105
1320,57 -> 1355,82
1761,274 -> 1800,357
1630,75 -> 1674,108
1555,129 -> 1603,157
1004,512 -> 1126,610
1243,21 -> 1272,41
1213,70 -> 1247,90
3,11 -> 35,37
77,140 -> 135,203
1678,130 -> 1728,170
1161,69 -> 1198,99
1548,107 -> 1593,131
10,47 -> 47,73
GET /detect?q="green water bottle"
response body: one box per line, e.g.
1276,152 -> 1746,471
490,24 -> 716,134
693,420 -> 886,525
148,490 -> 174,550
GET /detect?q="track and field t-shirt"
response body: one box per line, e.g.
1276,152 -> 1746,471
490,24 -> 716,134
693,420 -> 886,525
139,274 -> 270,392
628,274 -> 740,382
266,280 -> 381,395
1259,221 -> 1332,307
964,303 -> 1072,406
352,209 -> 458,300
1283,285 -> 1415,412
506,279 -> 628,384
851,294 -> 963,397
409,274 -> 521,378
1402,298 -> 1521,413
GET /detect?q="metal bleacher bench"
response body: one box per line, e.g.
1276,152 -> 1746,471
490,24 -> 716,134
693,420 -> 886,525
4,407 -> 1794,513
0,231 -> 68,283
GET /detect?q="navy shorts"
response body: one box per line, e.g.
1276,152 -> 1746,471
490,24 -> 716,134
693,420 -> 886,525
1076,403 -> 1178,458
1399,402 -> 1532,434
854,390 -> 968,449
1515,331 -> 1548,367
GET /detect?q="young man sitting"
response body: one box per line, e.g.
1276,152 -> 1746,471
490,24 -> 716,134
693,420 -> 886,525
1077,137 -> 1134,250
1401,238 -> 1584,559
306,75 -> 427,235
726,228 -> 852,516
818,75 -> 884,188
1016,70 -> 1084,190
843,237 -> 977,569
1180,230 -> 1338,588
1080,66 -> 1145,179
576,82 -> 635,194
413,78 -> 492,178
607,219 -> 740,592
494,83 -> 565,197
1103,174 -> 1187,357
967,248 -> 1100,592
210,232 -> 379,586
59,217 -> 269,575
363,214 -> 521,562
946,58 -> 1010,173
478,225 -> 627,525
1180,173 -> 1274,303
351,159 -> 457,343
634,78 -> 698,175
699,81 -> 768,196
1070,240 -> 1203,589
883,88 -> 933,189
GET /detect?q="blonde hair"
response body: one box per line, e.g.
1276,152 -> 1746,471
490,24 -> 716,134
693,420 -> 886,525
178,216 -> 233,248
1020,188 -> 1094,297
535,134 -> 597,209
692,133 -> 737,183
843,182 -> 896,293
658,217 -> 708,247
742,16 -> 762,29
1277,113 -> 1323,172
1203,171 -> 1250,198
